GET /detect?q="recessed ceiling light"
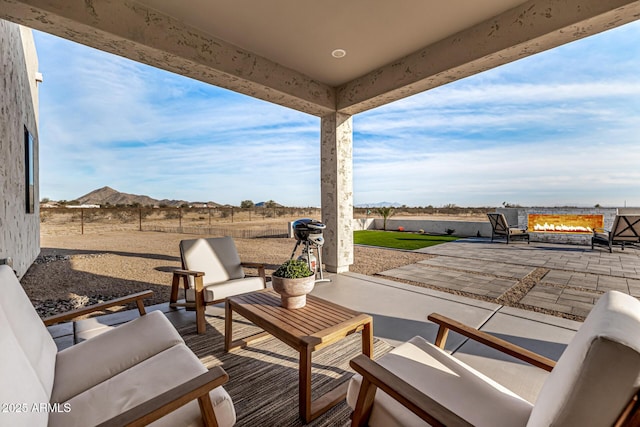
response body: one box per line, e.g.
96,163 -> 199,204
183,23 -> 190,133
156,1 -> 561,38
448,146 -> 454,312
331,49 -> 346,58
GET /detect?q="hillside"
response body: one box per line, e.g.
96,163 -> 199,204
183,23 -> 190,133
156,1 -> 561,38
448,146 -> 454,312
75,186 -> 219,207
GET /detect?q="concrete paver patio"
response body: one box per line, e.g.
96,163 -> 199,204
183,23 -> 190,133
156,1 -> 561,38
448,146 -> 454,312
381,237 -> 640,319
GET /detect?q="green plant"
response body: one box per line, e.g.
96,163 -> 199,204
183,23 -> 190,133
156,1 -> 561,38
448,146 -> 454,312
273,259 -> 314,279
377,207 -> 395,230
445,228 -> 455,235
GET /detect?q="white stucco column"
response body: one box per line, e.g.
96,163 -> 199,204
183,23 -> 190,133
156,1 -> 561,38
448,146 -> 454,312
320,112 -> 353,273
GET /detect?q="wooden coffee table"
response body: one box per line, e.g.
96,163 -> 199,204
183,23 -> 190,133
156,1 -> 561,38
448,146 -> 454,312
225,289 -> 373,423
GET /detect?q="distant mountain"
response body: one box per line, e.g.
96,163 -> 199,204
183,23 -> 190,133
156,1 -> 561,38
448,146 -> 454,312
355,202 -> 403,208
74,186 -> 219,208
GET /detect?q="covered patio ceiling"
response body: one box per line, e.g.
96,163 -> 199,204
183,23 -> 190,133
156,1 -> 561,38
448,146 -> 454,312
2,0 -> 639,116
2,0 -> 639,273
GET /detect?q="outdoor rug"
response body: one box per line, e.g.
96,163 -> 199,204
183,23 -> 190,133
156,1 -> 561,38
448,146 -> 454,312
178,313 -> 394,427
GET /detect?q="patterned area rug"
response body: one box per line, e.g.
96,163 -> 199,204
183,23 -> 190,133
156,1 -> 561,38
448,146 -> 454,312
178,314 -> 394,427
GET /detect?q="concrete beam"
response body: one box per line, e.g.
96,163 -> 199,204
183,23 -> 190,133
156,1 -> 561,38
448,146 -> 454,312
0,0 -> 336,116
321,113 -> 354,273
337,0 -> 640,115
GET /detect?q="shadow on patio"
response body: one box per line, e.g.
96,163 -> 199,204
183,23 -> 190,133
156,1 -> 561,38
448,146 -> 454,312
46,238 -> 640,424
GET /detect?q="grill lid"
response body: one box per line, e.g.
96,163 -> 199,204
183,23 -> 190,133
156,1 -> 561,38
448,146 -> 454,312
292,218 -> 326,242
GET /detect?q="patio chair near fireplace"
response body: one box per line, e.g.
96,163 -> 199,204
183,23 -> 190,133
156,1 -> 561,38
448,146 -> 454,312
592,215 -> 640,253
487,213 -> 530,244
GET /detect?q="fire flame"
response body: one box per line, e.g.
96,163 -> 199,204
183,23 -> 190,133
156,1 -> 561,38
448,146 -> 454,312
533,223 -> 592,233
528,214 -> 603,234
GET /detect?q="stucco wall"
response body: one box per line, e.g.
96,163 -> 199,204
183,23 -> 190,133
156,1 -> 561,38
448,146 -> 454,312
0,20 -> 40,277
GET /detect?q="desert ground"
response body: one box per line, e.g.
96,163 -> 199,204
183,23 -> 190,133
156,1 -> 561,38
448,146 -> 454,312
26,213 -> 480,316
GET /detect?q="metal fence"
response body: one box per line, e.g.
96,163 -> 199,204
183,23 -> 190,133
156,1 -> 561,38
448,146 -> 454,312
40,207 -> 322,237
41,206 -> 493,236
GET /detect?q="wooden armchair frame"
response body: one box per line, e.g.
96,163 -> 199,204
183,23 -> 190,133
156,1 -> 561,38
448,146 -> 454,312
349,313 -> 640,427
170,262 -> 266,334
43,291 -> 230,427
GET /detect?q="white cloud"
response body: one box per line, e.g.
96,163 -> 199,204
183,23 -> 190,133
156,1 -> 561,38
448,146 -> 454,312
34,19 -> 640,207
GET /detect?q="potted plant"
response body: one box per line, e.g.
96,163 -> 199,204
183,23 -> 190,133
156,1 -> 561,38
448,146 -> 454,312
271,259 -> 315,309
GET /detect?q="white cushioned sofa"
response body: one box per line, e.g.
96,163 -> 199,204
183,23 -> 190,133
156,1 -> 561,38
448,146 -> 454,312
0,265 -> 235,426
347,290 -> 640,426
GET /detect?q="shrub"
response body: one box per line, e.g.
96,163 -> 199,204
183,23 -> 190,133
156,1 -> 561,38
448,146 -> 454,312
273,259 -> 313,279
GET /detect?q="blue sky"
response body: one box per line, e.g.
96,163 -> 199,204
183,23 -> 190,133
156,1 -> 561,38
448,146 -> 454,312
34,20 -> 640,207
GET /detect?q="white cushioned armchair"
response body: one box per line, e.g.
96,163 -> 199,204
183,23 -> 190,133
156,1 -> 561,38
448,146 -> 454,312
170,236 -> 266,334
0,264 -> 235,426
347,290 -> 640,426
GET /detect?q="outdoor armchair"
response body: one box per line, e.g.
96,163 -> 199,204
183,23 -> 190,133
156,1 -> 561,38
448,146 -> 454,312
0,264 -> 235,427
347,290 -> 640,426
171,236 -> 267,334
487,212 -> 529,244
592,214 -> 640,253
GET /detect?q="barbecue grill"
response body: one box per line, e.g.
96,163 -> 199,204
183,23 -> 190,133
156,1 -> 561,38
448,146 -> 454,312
289,218 -> 329,282
292,218 -> 325,245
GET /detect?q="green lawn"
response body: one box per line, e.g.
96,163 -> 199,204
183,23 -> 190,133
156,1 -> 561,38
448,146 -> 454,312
354,230 -> 459,250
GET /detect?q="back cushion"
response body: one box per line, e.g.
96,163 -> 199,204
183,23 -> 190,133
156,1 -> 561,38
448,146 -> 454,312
489,214 -> 508,233
611,216 -> 640,241
0,292 -> 50,427
527,291 -> 640,426
0,265 -> 57,397
180,237 -> 244,286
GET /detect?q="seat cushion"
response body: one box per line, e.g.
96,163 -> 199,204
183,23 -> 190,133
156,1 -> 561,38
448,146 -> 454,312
0,265 -> 57,397
347,336 -> 533,427
508,228 -> 527,235
186,276 -> 265,303
52,311 -> 184,403
527,291 -> 640,427
49,344 -> 236,427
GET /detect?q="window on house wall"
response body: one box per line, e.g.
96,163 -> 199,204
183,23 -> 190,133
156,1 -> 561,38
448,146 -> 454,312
24,126 -> 34,214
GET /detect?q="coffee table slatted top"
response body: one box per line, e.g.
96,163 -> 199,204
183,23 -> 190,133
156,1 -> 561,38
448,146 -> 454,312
228,289 -> 372,351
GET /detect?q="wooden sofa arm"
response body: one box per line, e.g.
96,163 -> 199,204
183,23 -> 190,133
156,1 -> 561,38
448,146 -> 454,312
43,290 -> 153,326
97,366 -> 229,427
428,313 -> 556,372
349,355 -> 472,427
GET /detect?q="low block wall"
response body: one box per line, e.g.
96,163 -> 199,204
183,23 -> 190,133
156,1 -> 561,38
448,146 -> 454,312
373,218 -> 492,237
353,218 -> 375,231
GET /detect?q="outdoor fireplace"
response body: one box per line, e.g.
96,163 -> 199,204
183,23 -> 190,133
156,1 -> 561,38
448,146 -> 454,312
528,214 -> 604,234
498,207 -> 618,245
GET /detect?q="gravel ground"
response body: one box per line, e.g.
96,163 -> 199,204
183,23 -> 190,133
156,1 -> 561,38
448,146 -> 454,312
22,230 -> 431,317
